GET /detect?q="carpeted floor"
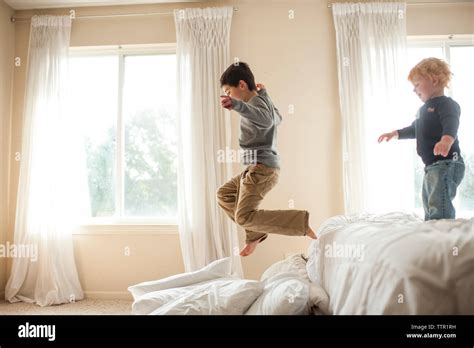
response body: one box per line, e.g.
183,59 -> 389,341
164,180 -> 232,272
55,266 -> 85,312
0,298 -> 133,315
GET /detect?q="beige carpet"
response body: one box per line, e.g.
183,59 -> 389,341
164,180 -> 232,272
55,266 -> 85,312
0,298 -> 133,315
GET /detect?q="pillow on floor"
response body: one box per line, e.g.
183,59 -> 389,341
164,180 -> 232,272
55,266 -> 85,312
261,254 -> 310,282
150,278 -> 264,315
245,273 -> 311,315
128,257 -> 233,300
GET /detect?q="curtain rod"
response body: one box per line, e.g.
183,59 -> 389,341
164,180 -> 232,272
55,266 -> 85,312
11,6 -> 238,23
327,1 -> 471,7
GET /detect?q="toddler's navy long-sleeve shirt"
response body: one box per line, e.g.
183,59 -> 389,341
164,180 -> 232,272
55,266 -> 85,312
397,96 -> 461,166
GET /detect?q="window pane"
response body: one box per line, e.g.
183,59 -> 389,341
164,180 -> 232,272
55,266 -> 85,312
450,46 -> 474,213
122,54 -> 178,218
67,55 -> 118,217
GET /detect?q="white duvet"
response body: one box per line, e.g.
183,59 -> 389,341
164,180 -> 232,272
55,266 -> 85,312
306,212 -> 474,314
129,255 -> 326,315
128,258 -> 264,315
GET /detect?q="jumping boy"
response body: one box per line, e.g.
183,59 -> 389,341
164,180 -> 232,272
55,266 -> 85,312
378,57 -> 465,220
217,62 -> 316,256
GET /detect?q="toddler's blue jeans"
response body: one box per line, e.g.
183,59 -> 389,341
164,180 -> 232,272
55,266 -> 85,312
422,158 -> 465,221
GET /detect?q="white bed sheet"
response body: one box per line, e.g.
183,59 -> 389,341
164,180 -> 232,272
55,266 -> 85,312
306,212 -> 474,314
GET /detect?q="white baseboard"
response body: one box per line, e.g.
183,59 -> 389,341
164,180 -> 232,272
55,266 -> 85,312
83,291 -> 133,301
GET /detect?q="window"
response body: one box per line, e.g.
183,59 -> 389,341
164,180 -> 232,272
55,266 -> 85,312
66,45 -> 178,223
405,37 -> 474,217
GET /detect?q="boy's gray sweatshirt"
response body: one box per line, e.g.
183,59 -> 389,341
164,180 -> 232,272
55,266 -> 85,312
231,89 -> 283,168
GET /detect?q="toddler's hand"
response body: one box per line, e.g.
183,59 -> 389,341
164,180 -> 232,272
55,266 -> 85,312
256,83 -> 265,91
433,136 -> 454,157
378,131 -> 398,143
220,96 -> 233,110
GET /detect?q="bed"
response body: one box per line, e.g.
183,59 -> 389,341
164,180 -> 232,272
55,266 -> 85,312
128,212 -> 474,315
306,212 -> 474,314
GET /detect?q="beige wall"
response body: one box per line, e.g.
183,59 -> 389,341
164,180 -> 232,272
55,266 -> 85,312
0,0 -> 14,299
7,0 -> 474,298
407,3 -> 474,35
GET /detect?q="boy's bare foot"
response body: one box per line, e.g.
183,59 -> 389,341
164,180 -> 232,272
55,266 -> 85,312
240,228 -> 316,257
306,226 -> 317,239
240,236 -> 265,257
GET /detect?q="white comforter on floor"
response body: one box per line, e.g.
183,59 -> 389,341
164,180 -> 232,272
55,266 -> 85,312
128,256 -> 327,315
306,212 -> 474,314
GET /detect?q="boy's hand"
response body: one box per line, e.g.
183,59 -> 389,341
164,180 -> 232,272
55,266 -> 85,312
378,131 -> 399,143
220,96 -> 233,110
433,135 -> 455,157
256,83 -> 265,91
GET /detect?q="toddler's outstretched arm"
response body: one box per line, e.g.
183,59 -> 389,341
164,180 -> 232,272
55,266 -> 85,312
378,119 -> 417,143
378,130 -> 399,143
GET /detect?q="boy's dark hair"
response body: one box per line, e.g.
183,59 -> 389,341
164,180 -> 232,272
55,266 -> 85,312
220,62 -> 257,91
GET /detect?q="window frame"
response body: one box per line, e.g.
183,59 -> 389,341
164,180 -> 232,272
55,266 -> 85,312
407,34 -> 474,218
69,44 -> 179,232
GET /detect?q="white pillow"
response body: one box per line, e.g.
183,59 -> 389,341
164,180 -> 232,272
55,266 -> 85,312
128,257 -> 233,300
246,273 -> 310,315
261,254 -> 309,282
150,278 -> 264,315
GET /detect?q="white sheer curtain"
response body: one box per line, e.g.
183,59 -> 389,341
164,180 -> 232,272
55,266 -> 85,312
5,15 -> 89,306
332,2 -> 411,215
174,7 -> 242,276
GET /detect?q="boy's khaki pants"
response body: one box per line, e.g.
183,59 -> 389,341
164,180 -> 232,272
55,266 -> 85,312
217,163 -> 309,244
